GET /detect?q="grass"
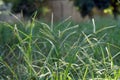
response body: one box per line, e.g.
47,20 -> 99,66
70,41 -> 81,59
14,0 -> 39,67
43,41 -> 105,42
0,16 -> 120,80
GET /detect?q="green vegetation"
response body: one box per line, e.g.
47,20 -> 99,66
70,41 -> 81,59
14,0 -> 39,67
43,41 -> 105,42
0,16 -> 120,80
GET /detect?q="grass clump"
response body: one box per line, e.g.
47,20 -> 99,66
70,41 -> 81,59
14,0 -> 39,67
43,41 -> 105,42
0,17 -> 120,80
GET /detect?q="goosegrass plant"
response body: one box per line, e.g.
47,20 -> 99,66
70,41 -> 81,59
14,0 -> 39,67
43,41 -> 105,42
0,16 -> 120,80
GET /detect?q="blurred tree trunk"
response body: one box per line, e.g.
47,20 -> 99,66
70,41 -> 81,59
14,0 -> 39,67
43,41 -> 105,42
44,0 -> 83,22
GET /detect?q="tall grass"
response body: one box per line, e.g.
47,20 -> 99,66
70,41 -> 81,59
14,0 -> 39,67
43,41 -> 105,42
0,17 -> 120,80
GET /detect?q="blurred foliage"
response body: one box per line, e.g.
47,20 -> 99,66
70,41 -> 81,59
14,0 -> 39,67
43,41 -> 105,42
0,23 -> 23,46
72,0 -> 120,19
2,0 -> 49,16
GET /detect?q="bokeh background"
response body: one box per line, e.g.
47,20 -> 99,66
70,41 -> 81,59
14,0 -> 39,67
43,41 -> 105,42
0,0 -> 120,22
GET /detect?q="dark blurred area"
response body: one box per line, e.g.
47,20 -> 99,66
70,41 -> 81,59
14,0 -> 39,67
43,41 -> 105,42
0,0 -> 120,22
73,0 -> 120,19
2,0 -> 47,16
